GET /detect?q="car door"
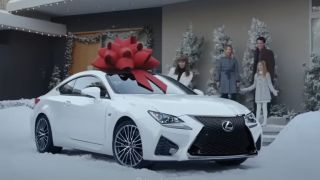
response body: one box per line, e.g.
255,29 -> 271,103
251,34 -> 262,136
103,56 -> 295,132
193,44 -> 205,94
52,79 -> 77,143
66,76 -> 110,148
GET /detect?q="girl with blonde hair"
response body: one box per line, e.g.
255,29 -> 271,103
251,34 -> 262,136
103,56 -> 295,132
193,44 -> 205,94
241,60 -> 279,126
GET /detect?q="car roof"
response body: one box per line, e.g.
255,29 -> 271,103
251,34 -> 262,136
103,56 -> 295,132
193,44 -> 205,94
64,70 -> 163,84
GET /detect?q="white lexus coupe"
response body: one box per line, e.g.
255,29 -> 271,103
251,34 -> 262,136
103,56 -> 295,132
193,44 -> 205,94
32,70 -> 262,168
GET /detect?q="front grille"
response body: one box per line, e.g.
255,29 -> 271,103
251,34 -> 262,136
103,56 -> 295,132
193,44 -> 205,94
188,116 -> 256,156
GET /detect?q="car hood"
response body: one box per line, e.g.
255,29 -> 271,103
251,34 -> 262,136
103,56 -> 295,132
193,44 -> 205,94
115,94 -> 250,117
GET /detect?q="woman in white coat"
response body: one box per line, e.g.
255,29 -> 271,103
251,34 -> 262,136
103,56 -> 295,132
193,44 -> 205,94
167,56 -> 193,87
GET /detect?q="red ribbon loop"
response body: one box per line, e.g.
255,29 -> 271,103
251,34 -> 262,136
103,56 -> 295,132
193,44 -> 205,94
92,37 -> 167,93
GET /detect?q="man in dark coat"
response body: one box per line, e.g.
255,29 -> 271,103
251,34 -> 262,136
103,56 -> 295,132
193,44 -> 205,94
253,37 -> 275,83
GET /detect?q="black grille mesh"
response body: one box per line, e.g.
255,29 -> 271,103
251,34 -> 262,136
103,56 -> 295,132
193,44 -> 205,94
188,116 -> 256,156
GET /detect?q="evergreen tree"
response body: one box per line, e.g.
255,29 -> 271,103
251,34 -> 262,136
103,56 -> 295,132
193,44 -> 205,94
173,23 -> 204,78
48,66 -> 62,90
206,25 -> 232,96
304,54 -> 320,111
241,18 -> 274,110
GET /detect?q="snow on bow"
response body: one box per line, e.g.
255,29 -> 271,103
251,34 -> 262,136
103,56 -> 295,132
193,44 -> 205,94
92,36 -> 167,92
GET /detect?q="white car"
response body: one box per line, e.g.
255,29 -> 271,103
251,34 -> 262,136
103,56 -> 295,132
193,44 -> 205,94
31,70 -> 262,168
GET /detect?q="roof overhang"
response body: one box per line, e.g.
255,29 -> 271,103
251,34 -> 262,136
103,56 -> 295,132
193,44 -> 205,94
7,0 -> 190,16
0,10 -> 66,36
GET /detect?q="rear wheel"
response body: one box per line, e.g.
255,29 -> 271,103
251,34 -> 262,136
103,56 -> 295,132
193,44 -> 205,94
215,158 -> 247,166
35,115 -> 62,154
113,120 -> 147,168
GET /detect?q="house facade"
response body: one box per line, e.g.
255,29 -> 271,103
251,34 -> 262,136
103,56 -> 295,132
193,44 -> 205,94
0,0 -> 319,111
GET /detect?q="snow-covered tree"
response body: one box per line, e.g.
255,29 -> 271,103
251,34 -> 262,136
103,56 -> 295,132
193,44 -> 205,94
304,54 -> 320,111
241,18 -> 273,110
206,25 -> 232,96
270,104 -> 298,120
173,23 -> 204,76
48,66 -> 62,90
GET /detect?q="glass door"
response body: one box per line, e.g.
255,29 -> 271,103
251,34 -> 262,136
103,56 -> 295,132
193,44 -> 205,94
312,0 -> 320,55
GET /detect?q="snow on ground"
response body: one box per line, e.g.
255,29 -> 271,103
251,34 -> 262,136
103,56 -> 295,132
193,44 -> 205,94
0,106 -> 319,180
0,99 -> 34,109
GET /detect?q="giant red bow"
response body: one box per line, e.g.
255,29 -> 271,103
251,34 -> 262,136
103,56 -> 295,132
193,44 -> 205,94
92,36 -> 167,92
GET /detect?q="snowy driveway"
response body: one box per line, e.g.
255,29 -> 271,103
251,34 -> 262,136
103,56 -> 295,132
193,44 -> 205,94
1,106 -> 319,180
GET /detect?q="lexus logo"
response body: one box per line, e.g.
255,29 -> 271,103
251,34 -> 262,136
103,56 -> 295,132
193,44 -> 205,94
222,121 -> 234,132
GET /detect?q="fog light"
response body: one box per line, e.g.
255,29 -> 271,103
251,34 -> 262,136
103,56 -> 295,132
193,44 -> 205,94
155,136 -> 179,156
169,148 -> 178,155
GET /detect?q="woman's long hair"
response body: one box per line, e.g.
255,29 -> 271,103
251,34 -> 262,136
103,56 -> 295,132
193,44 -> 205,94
224,45 -> 234,58
257,60 -> 268,77
174,56 -> 191,76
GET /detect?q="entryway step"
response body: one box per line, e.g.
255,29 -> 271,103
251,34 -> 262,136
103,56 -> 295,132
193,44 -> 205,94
262,124 -> 285,135
266,116 -> 289,126
262,134 -> 277,146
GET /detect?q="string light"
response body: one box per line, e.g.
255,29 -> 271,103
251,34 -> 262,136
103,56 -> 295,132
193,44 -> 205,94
2,0 -> 72,38
10,0 -> 74,14
0,24 -> 66,38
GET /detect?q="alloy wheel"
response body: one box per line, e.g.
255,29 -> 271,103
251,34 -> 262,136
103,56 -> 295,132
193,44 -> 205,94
35,117 -> 49,152
114,124 -> 143,167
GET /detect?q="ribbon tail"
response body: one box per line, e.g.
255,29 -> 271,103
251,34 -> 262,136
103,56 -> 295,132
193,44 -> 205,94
132,70 -> 153,92
144,72 -> 168,93
132,70 -> 167,93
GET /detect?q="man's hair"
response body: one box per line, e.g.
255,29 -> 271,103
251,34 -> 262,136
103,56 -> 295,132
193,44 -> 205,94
256,37 -> 266,43
224,45 -> 233,50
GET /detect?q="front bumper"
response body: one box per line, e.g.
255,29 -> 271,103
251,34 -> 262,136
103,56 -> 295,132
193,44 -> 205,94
188,152 -> 257,161
142,115 -> 262,161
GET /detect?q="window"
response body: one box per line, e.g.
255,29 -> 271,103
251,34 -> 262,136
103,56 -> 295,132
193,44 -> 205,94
313,0 -> 320,12
312,18 -> 320,55
312,0 -> 320,55
106,73 -> 196,95
72,76 -> 108,98
0,0 -> 9,10
59,80 -> 76,95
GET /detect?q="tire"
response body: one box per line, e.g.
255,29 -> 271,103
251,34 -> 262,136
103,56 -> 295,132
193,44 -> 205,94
35,115 -> 62,154
113,120 -> 148,168
215,158 -> 247,166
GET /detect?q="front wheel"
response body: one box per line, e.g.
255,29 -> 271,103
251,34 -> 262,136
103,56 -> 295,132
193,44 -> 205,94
35,115 -> 62,154
113,120 -> 147,168
215,158 -> 247,166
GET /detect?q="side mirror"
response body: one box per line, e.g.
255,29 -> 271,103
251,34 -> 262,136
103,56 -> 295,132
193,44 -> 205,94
81,87 -> 101,99
193,89 -> 204,95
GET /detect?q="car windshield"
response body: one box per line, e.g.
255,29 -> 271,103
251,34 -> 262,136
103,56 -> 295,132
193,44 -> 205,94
106,73 -> 196,95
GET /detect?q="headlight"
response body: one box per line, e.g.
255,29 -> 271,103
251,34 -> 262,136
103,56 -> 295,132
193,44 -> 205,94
244,112 -> 257,124
148,110 -> 192,130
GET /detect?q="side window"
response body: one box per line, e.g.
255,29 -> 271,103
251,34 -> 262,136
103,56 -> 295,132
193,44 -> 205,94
59,80 -> 76,95
72,76 -> 108,98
